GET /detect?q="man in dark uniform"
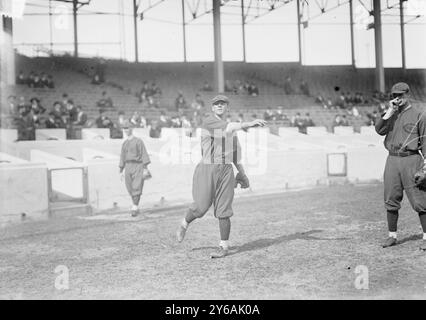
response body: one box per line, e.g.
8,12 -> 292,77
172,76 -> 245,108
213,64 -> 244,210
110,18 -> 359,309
375,82 -> 426,250
119,127 -> 151,217
175,95 -> 266,258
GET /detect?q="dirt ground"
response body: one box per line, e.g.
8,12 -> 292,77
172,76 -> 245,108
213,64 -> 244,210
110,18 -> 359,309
1,183 -> 426,300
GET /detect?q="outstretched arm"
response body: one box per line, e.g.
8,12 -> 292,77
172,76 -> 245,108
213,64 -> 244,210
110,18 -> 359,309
225,119 -> 267,134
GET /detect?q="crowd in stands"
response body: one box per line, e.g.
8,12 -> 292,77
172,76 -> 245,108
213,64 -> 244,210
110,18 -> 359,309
138,81 -> 162,108
283,76 -> 311,97
223,80 -> 259,96
16,70 -> 55,89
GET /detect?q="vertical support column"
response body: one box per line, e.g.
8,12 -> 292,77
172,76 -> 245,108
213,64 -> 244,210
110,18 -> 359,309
213,0 -> 224,93
241,0 -> 246,62
349,0 -> 355,68
296,0 -> 302,64
72,0 -> 78,58
1,16 -> 15,85
49,0 -> 53,53
399,0 -> 406,70
133,0 -> 139,63
182,0 -> 187,62
373,0 -> 385,92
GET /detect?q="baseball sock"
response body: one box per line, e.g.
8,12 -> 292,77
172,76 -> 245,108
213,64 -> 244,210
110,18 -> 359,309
418,212 -> 426,237
132,195 -> 141,206
219,218 -> 231,249
387,210 -> 398,237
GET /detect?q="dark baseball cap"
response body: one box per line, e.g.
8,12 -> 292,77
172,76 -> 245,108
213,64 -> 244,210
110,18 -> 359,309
212,95 -> 229,104
391,82 -> 410,94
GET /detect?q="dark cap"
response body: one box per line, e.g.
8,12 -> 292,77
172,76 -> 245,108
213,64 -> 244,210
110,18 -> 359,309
391,82 -> 410,94
212,95 -> 229,104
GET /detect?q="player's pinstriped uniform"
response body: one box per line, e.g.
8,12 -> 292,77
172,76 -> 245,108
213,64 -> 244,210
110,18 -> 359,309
189,112 -> 241,219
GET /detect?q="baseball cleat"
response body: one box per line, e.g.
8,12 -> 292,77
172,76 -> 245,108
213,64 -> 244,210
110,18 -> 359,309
420,240 -> 426,251
382,237 -> 397,248
210,246 -> 229,259
176,225 -> 187,243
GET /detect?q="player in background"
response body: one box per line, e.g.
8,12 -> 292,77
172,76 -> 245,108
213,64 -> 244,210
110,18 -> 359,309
375,82 -> 426,250
119,126 -> 152,217
176,95 -> 267,258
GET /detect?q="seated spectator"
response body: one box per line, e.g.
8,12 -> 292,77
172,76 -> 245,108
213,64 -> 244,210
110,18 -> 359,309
95,110 -> 113,129
7,95 -> 17,115
159,111 -> 171,128
91,73 -> 101,85
340,114 -> 350,126
263,108 -> 274,121
29,97 -> 46,124
27,71 -> 35,88
97,91 -> 114,109
51,101 -> 66,128
249,83 -> 259,96
326,97 -> 334,109
32,73 -> 43,88
171,116 -> 182,128
331,115 -> 343,132
15,105 -> 35,141
117,111 -> 130,129
45,111 -> 60,129
291,112 -> 307,134
139,113 -> 147,128
181,115 -> 193,136
17,96 -> 30,113
46,74 -> 55,88
148,82 -> 162,98
274,108 -> 286,121
175,91 -> 187,110
73,105 -> 88,126
365,110 -> 378,126
351,106 -> 360,118
16,70 -> 26,85
61,93 -> 69,109
315,93 -> 325,105
202,81 -> 213,92
284,76 -> 293,94
129,111 -> 142,127
139,81 -> 149,102
304,112 -> 315,127
300,80 -> 310,96
149,120 -> 162,138
191,93 -> 205,111
65,99 -> 78,123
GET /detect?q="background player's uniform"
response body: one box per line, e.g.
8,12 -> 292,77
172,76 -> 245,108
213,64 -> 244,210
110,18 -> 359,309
189,112 -> 241,219
375,105 -> 426,213
119,137 -> 151,197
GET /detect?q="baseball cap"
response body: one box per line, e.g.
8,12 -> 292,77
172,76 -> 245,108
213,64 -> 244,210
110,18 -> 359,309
212,95 -> 229,104
391,82 -> 410,94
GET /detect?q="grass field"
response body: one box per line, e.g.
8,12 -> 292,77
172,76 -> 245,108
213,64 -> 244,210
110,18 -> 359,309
1,183 -> 425,300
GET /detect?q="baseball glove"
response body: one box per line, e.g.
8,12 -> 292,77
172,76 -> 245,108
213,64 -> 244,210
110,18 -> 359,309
235,172 -> 250,189
414,170 -> 426,191
142,168 -> 152,180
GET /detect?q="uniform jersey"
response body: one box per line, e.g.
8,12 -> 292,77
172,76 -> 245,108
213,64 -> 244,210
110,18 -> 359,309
119,136 -> 151,172
375,105 -> 426,155
200,113 -> 241,165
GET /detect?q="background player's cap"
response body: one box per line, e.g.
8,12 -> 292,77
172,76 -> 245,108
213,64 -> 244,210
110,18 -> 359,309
212,95 -> 229,104
391,82 -> 410,94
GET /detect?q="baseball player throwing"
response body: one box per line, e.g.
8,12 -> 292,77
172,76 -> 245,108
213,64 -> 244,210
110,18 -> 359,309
375,82 -> 426,250
176,95 -> 266,258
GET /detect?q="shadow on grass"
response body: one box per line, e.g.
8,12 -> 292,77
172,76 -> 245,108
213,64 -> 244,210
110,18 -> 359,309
192,230 -> 349,256
397,233 -> 423,245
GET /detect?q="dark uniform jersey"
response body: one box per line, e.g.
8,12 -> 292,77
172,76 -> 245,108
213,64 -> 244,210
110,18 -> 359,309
119,137 -> 151,172
375,105 -> 426,155
200,113 -> 242,165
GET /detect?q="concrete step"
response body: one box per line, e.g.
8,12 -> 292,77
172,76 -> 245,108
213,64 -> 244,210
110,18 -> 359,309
49,202 -> 92,218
